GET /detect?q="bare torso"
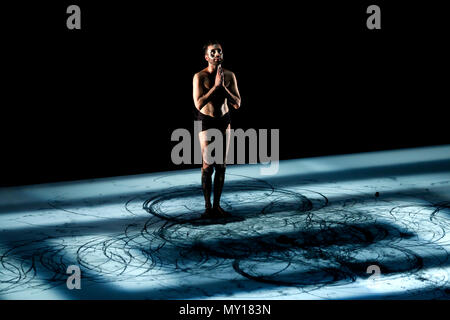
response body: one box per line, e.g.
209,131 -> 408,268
196,68 -> 233,117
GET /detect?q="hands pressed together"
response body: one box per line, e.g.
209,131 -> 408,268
214,65 -> 225,89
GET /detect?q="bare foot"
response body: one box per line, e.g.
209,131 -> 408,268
214,206 -> 231,218
201,207 -> 218,219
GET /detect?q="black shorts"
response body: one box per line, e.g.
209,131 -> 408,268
197,111 -> 231,132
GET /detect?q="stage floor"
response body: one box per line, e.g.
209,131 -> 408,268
1,145 -> 450,299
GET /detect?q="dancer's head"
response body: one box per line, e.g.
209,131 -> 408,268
203,40 -> 223,66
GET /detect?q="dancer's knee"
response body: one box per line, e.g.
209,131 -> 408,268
202,164 -> 214,175
214,163 -> 226,174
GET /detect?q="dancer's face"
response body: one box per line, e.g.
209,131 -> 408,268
205,44 -> 223,66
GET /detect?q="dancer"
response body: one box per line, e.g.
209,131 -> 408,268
192,40 -> 241,218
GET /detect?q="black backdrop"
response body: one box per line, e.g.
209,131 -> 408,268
2,1 -> 448,187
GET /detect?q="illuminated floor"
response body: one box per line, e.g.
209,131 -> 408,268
1,145 -> 450,299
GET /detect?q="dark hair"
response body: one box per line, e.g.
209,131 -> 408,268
203,40 -> 222,54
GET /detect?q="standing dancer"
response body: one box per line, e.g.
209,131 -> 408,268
192,40 -> 241,218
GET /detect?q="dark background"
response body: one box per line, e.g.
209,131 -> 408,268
1,1 -> 448,187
